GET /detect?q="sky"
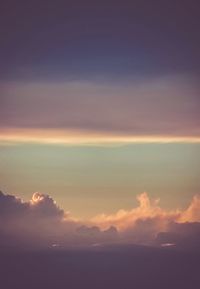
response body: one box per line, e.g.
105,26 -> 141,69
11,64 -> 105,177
1,143 -> 200,218
0,0 -> 200,252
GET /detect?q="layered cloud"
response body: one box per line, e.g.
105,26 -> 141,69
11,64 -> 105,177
1,75 -> 200,143
1,190 -> 200,249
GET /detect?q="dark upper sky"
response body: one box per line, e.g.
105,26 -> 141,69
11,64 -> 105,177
0,0 -> 200,136
0,0 -> 200,81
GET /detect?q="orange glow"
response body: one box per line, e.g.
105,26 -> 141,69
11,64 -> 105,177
92,193 -> 200,231
0,128 -> 200,145
31,192 -> 45,204
92,192 -> 180,231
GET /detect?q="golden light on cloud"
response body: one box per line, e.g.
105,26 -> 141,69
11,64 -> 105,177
0,128 -> 200,145
31,192 -> 45,204
92,192 -> 200,232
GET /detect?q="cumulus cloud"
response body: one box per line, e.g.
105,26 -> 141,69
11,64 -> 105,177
179,195 -> 200,222
0,191 -> 29,218
30,192 -> 64,219
92,192 -> 200,246
0,191 -> 118,248
0,191 -> 74,248
0,191 -> 64,220
92,192 -> 180,231
1,190 -> 200,249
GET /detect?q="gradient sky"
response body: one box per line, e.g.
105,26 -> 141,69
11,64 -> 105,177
0,0 -> 200,218
1,143 -> 200,218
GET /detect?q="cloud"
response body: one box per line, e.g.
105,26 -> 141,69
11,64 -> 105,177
0,191 -> 64,222
0,191 -> 77,248
156,222 -> 200,249
76,225 -> 118,246
1,190 -> 200,249
155,196 -> 200,249
30,192 -> 64,219
92,192 -> 200,246
0,191 -> 118,248
179,195 -> 200,222
1,75 -> 199,138
92,192 -> 180,231
0,191 -> 29,218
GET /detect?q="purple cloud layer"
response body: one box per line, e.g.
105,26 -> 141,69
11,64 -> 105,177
0,75 -> 199,137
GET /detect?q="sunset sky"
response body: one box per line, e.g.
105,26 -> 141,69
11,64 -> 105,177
1,2 -> 200,289
0,0 -> 200,238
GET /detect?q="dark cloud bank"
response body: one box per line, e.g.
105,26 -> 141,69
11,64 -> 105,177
0,191 -> 118,249
1,190 -> 200,289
